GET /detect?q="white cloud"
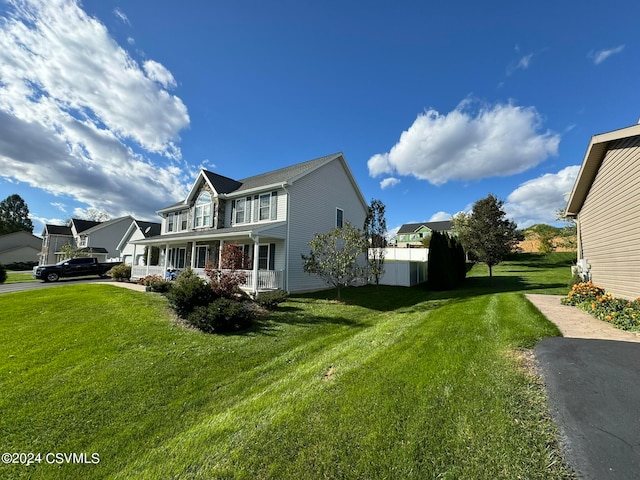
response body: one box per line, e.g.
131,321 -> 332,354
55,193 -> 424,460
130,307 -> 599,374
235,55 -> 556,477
114,7 -> 130,25
0,0 -> 192,220
508,53 -> 533,75
380,177 -> 400,189
428,211 -> 453,222
505,165 -> 580,227
144,59 -> 177,89
51,202 -> 67,212
368,101 -> 560,185
590,45 -> 625,65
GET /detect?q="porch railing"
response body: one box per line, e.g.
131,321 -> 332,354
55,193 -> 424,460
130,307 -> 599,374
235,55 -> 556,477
131,265 -> 283,291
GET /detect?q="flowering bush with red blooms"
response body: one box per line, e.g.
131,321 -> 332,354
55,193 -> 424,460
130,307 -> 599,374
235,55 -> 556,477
562,282 -> 640,331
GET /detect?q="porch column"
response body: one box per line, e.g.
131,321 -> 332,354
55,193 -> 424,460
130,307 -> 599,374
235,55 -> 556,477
252,235 -> 259,295
190,241 -> 197,268
164,244 -> 169,269
146,245 -> 151,275
132,243 -> 137,267
218,240 -> 224,267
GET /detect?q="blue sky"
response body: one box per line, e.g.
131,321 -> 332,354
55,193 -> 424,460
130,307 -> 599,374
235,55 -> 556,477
1,0 -> 639,238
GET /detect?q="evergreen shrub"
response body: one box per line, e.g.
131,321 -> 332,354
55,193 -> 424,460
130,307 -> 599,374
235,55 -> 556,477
167,268 -> 217,318
186,298 -> 254,333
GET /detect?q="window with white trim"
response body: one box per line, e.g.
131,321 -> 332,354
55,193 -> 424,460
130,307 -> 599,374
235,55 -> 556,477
194,192 -> 212,228
166,213 -> 175,233
258,191 -> 277,221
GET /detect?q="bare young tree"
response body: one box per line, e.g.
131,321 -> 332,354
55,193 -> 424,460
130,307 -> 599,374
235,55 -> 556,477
364,199 -> 387,287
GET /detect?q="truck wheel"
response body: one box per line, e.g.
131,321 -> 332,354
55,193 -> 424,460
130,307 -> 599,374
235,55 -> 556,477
46,272 -> 60,282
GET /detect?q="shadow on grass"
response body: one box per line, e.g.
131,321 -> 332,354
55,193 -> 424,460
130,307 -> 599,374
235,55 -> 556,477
299,275 -> 568,313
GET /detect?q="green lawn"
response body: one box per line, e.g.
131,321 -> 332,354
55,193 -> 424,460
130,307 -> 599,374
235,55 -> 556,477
0,253 -> 575,479
4,271 -> 38,284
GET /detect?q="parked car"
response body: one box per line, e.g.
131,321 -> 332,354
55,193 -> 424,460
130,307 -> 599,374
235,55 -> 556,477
33,258 -> 121,282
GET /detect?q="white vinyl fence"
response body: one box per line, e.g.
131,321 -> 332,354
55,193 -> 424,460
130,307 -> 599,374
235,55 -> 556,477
369,248 -> 429,287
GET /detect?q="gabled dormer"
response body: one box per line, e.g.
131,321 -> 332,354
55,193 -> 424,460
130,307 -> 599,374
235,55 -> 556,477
158,170 -> 243,234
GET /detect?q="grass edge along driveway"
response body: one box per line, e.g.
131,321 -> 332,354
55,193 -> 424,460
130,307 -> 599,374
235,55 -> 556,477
0,253 -> 575,479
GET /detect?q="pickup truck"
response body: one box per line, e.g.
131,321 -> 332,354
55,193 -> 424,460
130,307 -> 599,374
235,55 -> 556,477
33,258 -> 120,282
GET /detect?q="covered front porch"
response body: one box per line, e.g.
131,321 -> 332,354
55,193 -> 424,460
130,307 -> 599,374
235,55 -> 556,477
130,224 -> 287,294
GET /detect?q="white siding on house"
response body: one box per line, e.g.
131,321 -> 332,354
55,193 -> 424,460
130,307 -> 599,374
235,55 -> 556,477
578,136 -> 640,299
286,157 -> 368,293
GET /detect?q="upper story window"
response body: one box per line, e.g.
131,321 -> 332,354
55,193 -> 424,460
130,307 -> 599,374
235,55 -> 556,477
233,192 -> 277,225
166,213 -> 175,232
194,192 -> 213,228
336,208 -> 344,228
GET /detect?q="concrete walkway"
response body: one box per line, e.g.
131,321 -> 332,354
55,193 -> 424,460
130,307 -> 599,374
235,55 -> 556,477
526,294 -> 640,480
526,294 -> 640,343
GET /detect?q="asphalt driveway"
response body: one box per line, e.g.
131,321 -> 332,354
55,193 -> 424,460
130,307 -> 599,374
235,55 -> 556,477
528,295 -> 640,480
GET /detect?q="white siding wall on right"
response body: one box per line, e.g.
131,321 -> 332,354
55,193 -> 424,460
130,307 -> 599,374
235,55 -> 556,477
286,157 -> 368,293
579,136 -> 640,299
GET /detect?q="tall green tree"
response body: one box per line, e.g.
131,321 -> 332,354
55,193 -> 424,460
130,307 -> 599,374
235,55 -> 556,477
466,194 -> 518,278
0,194 -> 33,234
302,222 -> 368,300
364,199 -> 387,287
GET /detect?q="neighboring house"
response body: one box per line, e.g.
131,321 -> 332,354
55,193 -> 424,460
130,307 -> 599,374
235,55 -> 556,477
0,231 -> 42,265
565,123 -> 640,299
130,152 -> 369,294
394,221 -> 453,248
39,216 -> 135,264
117,220 -> 162,266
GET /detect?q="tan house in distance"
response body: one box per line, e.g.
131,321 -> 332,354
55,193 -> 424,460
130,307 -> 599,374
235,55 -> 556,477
565,123 -> 640,299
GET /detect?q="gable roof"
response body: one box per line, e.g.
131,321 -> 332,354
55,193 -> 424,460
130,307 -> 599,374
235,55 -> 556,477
161,152 -> 367,212
397,221 -> 453,234
566,123 -> 640,217
71,218 -> 102,233
135,221 -> 161,238
202,171 -> 243,194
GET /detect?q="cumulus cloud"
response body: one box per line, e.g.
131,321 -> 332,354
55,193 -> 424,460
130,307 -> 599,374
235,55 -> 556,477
505,165 -> 580,227
428,211 -> 453,222
380,177 -> 400,189
0,0 -> 192,219
144,60 -> 177,89
368,101 -> 560,186
590,45 -> 625,65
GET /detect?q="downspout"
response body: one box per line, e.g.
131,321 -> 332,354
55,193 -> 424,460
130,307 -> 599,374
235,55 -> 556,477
282,183 -> 291,293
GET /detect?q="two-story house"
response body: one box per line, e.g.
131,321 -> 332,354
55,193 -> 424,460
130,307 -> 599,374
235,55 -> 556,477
130,152 -> 369,294
395,221 -> 453,248
39,216 -> 135,264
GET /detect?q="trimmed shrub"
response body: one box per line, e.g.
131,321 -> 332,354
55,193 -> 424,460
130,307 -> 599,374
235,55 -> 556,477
137,274 -> 172,293
256,289 -> 289,310
186,298 -> 254,333
167,268 -> 217,318
5,261 -> 38,270
107,263 -> 131,281
0,264 -> 6,284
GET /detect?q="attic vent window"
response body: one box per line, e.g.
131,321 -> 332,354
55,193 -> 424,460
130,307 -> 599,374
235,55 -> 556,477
144,226 -> 151,234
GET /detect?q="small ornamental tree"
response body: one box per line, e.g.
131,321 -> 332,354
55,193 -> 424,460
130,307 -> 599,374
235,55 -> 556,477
364,199 -> 387,287
59,244 -> 92,260
205,244 -> 249,298
466,194 -> 518,278
301,222 -> 368,300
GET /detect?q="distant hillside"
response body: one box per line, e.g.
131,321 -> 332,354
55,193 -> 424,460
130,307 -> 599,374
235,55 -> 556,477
517,224 -> 576,253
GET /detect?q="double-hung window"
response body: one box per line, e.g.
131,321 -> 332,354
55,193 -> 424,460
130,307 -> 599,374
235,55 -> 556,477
257,192 -> 278,221
195,192 -> 212,228
336,208 -> 344,228
167,213 -> 175,232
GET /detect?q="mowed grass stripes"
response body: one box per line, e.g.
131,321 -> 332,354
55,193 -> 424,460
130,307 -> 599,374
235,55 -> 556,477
0,253 -> 575,479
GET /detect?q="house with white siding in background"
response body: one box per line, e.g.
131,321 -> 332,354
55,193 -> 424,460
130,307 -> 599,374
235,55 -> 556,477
39,217 -> 134,265
565,123 -> 640,299
130,152 -> 369,294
